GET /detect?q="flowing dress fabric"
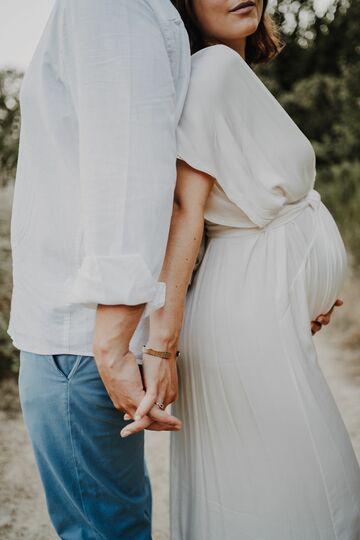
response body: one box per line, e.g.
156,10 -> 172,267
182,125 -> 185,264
170,44 -> 360,540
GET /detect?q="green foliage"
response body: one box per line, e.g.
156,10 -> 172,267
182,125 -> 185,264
0,69 -> 22,186
270,0 -> 345,46
277,65 -> 360,167
0,183 -> 19,377
259,0 -> 360,265
0,312 -> 19,377
316,161 -> 360,260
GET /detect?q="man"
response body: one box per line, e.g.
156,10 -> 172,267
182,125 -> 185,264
8,0 -> 191,538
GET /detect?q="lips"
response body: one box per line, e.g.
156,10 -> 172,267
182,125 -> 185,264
229,1 -> 255,12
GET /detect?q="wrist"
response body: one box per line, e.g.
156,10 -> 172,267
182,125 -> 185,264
146,332 -> 180,354
93,338 -> 129,361
148,306 -> 184,354
93,304 -> 145,359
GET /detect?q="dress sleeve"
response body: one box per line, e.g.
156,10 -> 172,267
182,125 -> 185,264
176,45 -> 308,228
63,0 -> 179,317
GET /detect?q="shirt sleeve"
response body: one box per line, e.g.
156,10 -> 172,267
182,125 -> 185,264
63,0 -> 180,317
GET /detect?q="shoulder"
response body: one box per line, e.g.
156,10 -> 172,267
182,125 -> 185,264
192,44 -> 243,70
185,45 -> 253,108
192,45 -> 241,84
177,46 -> 247,157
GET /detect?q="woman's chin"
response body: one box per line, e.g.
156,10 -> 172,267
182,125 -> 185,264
232,17 -> 260,38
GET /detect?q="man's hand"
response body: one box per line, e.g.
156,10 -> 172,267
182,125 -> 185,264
93,304 -> 181,437
311,298 -> 343,335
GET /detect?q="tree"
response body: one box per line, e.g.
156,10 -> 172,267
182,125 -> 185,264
261,0 -> 360,263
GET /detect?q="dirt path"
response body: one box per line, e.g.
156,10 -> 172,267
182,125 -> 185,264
316,330 -> 360,461
0,279 -> 359,539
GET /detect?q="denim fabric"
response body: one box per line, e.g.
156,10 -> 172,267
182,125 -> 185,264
19,350 -> 152,540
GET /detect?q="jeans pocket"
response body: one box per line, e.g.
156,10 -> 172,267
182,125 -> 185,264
48,354 -> 82,380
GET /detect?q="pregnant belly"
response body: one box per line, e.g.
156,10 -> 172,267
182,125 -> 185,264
185,197 -> 347,340
304,201 -> 347,320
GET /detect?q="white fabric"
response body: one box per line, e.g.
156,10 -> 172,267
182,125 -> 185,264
171,44 -> 360,539
176,44 -> 317,229
7,0 -> 191,358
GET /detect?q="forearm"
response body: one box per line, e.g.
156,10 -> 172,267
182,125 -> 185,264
149,201 -> 205,348
132,161 -> 212,425
93,303 -> 145,359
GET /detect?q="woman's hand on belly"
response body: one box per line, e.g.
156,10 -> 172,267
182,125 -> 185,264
311,298 -> 344,335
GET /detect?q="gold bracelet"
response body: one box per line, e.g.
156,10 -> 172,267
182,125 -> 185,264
142,346 -> 180,359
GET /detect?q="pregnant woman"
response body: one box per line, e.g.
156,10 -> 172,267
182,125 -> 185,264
129,0 -> 360,538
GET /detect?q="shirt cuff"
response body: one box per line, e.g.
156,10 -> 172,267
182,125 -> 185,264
65,254 -> 166,319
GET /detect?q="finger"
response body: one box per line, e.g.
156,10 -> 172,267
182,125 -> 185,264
316,311 -> 332,324
146,416 -> 182,431
315,299 -> 342,324
148,404 -> 182,428
316,310 -> 333,324
312,320 -> 322,329
155,391 -> 167,409
120,415 -> 153,438
133,399 -> 180,428
123,413 -> 132,421
321,315 -> 331,326
134,386 -> 158,421
311,321 -> 322,335
326,298 -> 343,316
121,413 -> 182,437
146,422 -> 182,432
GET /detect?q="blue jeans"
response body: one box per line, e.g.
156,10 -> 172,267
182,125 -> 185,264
18,351 -> 152,540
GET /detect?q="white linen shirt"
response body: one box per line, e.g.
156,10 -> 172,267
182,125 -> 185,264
7,0 -> 191,359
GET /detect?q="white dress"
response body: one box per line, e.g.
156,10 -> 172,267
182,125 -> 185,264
170,44 -> 360,540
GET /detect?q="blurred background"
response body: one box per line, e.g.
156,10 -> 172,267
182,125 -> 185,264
0,1 -> 359,539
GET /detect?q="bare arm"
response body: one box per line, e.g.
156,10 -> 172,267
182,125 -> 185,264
121,160 -> 214,435
150,159 -> 215,344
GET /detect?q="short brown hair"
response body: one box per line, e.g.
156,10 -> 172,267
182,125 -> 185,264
171,0 -> 283,64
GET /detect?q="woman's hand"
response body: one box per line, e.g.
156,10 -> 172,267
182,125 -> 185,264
140,351 -> 179,412
118,351 -> 183,436
120,336 -> 181,437
311,298 -> 343,335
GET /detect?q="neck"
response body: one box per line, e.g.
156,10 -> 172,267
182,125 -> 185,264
206,37 -> 247,60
